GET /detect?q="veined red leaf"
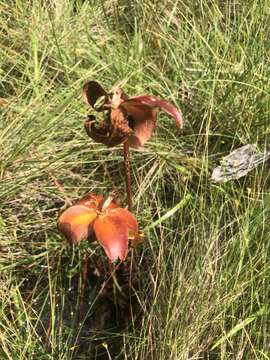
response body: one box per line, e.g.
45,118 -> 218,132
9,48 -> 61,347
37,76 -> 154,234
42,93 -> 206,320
109,208 -> 138,233
110,208 -> 141,246
93,214 -> 129,262
129,95 -> 183,129
120,100 -> 157,148
77,193 -> 119,212
82,81 -> 108,111
85,113 -> 130,147
58,205 -> 97,244
77,193 -> 104,210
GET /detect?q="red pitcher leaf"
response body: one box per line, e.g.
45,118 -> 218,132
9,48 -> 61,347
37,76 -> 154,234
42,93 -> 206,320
93,215 -> 129,262
58,193 -> 141,261
110,208 -> 141,246
77,193 -> 119,212
82,81 -> 108,111
77,193 -> 104,210
82,81 -> 183,147
130,95 -> 183,129
84,117 -> 112,146
58,205 -> 97,244
109,208 -> 138,233
108,107 -> 134,143
85,114 -> 129,147
120,100 -> 157,148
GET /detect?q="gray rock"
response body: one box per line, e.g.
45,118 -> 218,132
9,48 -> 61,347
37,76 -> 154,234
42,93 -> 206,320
211,144 -> 270,183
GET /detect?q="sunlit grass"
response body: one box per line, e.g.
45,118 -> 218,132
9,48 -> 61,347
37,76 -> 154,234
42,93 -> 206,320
0,0 -> 269,359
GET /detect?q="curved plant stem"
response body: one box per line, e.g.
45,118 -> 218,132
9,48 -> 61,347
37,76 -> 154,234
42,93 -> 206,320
123,141 -> 132,211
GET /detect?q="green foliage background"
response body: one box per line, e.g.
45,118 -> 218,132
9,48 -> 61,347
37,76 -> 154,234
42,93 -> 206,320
0,0 -> 269,359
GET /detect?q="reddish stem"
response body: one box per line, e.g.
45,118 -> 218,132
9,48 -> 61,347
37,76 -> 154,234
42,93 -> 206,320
123,141 -> 132,211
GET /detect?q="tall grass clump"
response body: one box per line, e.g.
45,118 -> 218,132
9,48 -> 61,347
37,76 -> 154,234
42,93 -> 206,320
0,0 -> 269,359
